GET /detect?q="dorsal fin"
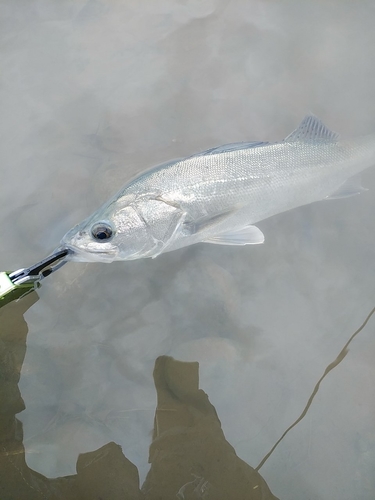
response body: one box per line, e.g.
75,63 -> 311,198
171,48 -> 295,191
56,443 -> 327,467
191,141 -> 269,157
284,115 -> 339,143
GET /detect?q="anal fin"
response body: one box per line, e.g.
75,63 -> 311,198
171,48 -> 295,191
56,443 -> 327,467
326,175 -> 368,200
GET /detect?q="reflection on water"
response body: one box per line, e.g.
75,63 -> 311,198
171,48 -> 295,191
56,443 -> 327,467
256,305 -> 375,472
2,294 -> 375,498
0,298 -> 278,499
144,356 -> 277,499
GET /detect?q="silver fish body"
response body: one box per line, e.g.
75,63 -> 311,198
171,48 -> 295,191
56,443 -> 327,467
61,116 -> 375,262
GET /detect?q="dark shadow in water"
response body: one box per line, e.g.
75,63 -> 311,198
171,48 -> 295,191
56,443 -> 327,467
0,298 -> 278,499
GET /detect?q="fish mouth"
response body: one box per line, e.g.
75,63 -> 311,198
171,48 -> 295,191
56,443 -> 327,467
62,243 -> 118,263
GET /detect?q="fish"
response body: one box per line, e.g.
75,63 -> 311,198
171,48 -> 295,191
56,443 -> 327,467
61,115 -> 374,262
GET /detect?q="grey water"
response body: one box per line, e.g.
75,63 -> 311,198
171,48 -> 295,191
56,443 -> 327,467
1,1 -> 375,498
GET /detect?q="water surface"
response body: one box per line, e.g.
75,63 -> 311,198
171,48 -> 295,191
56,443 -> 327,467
1,1 -> 375,498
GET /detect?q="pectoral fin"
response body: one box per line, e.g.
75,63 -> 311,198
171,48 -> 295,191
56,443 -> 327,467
183,210 -> 235,235
203,225 -> 265,246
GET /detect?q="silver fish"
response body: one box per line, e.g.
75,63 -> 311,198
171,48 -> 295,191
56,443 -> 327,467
61,115 -> 374,262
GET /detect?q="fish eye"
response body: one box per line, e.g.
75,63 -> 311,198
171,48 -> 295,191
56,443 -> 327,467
91,222 -> 114,241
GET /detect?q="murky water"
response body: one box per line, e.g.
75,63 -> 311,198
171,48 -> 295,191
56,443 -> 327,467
1,1 -> 375,498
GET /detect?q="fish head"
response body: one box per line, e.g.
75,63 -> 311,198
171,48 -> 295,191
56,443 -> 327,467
61,202 -> 153,262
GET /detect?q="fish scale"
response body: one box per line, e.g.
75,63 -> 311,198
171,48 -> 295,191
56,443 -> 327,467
61,115 -> 375,262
